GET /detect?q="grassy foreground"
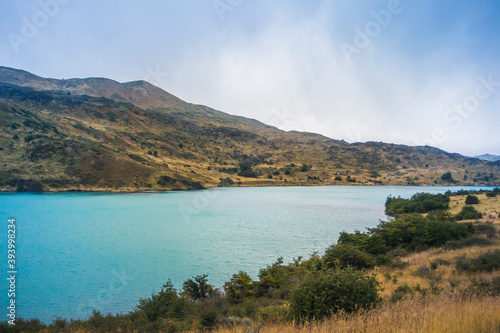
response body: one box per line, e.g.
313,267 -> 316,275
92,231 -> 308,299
215,294 -> 500,333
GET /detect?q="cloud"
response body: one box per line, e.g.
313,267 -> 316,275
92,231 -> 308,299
168,2 -> 499,155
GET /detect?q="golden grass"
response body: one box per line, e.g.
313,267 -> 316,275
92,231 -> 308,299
449,193 -> 500,224
373,240 -> 500,298
213,293 -> 500,333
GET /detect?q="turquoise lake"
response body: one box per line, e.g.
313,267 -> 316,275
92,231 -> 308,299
0,185 -> 493,322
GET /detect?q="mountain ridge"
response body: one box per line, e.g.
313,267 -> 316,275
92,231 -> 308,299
0,66 -> 498,191
476,154 -> 500,162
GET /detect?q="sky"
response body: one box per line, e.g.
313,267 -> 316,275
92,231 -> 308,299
1,0 -> 499,156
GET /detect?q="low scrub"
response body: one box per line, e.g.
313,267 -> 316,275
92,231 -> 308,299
289,267 -> 381,324
456,250 -> 500,273
455,205 -> 482,221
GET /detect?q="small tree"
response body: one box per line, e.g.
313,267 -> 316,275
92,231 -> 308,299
455,205 -> 482,221
223,271 -> 254,304
324,244 -> 375,269
182,274 -> 215,301
441,172 -> 454,182
465,194 -> 480,205
300,164 -> 311,172
238,162 -> 257,178
290,267 -> 381,324
137,280 -> 193,322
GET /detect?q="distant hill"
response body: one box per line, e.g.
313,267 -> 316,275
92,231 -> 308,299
0,66 -> 498,191
476,154 -> 500,162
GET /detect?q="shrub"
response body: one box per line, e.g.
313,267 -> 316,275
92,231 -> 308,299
289,267 -> 381,324
474,222 -> 496,238
182,274 -> 215,301
334,175 -> 342,181
223,271 -> 254,304
455,205 -> 482,221
385,193 -> 450,215
444,235 -> 491,250
324,244 -> 375,269
465,194 -> 480,205
199,308 -> 218,330
485,191 -> 497,198
390,284 -> 415,302
300,164 -> 311,172
238,162 -> 257,178
441,172 -> 454,182
455,250 -> 500,272
137,280 -> 194,322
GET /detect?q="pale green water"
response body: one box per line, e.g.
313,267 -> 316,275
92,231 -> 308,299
0,186 -> 492,322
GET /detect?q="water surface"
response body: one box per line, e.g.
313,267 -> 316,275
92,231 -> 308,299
0,185 -> 492,322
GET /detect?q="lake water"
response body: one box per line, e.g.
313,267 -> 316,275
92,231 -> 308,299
0,185 -> 493,322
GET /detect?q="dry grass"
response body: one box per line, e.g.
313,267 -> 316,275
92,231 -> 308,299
373,240 -> 500,298
213,293 -> 500,333
449,193 -> 500,224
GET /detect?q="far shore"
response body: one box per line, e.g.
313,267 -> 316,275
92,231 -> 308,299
0,182 -> 497,194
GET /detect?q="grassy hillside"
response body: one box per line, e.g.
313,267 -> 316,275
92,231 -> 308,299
0,66 -> 499,191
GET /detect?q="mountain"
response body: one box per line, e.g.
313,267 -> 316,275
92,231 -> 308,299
0,66 -> 498,191
475,154 -> 500,162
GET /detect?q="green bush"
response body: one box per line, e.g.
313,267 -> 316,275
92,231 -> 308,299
137,280 -> 194,322
290,267 -> 381,324
441,172 -> 454,182
300,164 -> 311,172
182,274 -> 215,301
474,222 -> 496,238
455,205 -> 482,221
198,308 -> 218,330
333,210 -> 474,261
455,250 -> 500,272
223,271 -> 254,304
385,193 -> 450,215
444,235 -> 491,250
324,244 -> 375,269
238,162 -> 257,178
465,194 -> 480,205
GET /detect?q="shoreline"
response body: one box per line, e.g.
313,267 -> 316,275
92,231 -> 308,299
0,183 -> 497,194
